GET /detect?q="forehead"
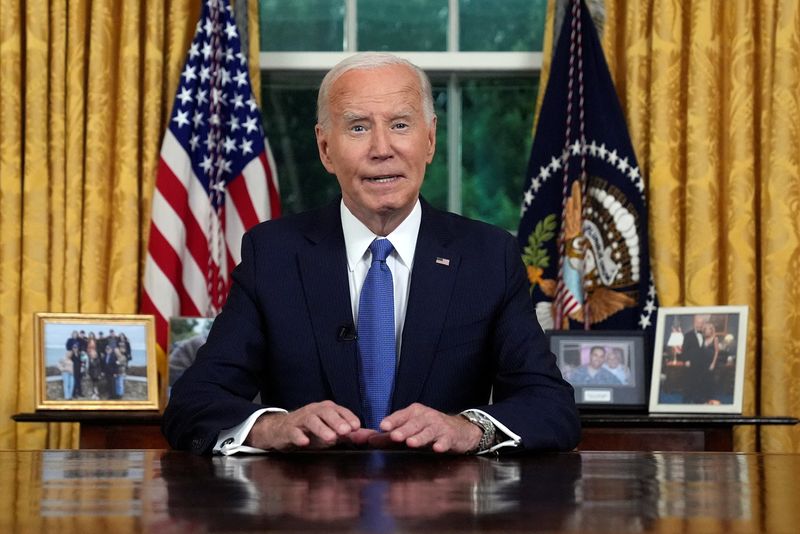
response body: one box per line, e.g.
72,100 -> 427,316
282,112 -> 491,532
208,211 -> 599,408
328,64 -> 423,115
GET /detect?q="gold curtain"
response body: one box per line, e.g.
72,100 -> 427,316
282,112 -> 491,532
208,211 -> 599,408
535,0 -> 800,451
0,0 -> 260,450
537,0 -> 800,451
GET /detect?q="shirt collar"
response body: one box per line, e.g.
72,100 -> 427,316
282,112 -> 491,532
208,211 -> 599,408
341,199 -> 421,271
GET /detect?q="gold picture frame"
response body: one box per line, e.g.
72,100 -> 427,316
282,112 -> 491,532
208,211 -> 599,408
34,313 -> 159,411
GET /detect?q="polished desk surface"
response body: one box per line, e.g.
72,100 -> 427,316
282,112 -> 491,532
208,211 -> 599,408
1,450 -> 799,533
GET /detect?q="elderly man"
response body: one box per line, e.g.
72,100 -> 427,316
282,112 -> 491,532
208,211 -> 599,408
162,52 -> 580,455
602,348 -> 631,385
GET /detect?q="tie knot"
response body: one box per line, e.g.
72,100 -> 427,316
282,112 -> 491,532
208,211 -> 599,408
369,238 -> 394,263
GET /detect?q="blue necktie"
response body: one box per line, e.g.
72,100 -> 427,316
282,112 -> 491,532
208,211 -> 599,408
358,238 -> 396,430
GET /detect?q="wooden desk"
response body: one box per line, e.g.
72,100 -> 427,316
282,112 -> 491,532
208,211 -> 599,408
12,411 -> 168,449
13,412 -> 798,451
580,414 -> 798,451
1,449 -> 798,533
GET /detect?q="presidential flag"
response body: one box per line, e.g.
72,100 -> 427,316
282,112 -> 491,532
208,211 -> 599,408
518,0 -> 657,332
142,0 -> 280,349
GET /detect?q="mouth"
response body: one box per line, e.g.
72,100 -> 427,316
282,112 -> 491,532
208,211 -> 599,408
363,175 -> 402,184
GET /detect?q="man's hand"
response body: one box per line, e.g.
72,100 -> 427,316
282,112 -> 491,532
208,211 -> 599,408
244,401 -> 362,451
369,403 -> 483,453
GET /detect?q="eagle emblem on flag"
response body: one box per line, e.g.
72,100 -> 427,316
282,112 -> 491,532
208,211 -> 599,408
518,0 -> 657,333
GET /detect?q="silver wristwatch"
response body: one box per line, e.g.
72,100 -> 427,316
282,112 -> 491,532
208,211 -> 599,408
461,410 -> 497,453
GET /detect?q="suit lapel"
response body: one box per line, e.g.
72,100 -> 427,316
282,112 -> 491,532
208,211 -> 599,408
393,202 -> 460,410
297,201 -> 363,416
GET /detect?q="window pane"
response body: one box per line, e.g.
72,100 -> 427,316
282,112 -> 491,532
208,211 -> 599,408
421,86 -> 448,211
459,0 -> 547,51
261,74 -> 337,214
260,0 -> 345,51
261,73 -> 448,215
461,77 -> 538,232
358,0 -> 448,51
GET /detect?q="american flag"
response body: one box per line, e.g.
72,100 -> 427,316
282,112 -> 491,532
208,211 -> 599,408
142,0 -> 280,350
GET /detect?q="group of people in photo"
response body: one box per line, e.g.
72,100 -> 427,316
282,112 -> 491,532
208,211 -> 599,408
565,345 -> 633,386
57,329 -> 132,400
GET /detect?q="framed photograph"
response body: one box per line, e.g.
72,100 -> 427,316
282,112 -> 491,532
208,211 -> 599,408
167,316 -> 214,393
649,305 -> 748,414
548,331 -> 648,410
34,313 -> 159,411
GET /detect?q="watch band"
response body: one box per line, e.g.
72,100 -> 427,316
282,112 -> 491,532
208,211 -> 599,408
461,410 -> 497,453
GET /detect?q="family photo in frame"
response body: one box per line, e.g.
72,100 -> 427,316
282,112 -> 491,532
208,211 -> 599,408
34,313 -> 159,411
548,331 -> 648,410
649,306 -> 748,414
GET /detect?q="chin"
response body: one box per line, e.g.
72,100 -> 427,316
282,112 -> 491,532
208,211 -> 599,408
367,195 -> 415,214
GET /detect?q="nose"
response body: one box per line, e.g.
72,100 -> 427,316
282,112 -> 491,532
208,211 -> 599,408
370,127 -> 393,160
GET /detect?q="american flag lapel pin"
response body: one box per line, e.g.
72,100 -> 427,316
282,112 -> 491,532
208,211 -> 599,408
435,257 -> 450,266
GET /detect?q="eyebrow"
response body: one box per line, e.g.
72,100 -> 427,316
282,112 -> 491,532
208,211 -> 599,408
342,111 -> 367,123
340,110 -> 416,123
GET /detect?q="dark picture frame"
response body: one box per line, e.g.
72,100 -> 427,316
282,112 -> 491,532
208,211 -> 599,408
547,330 -> 648,411
649,306 -> 748,414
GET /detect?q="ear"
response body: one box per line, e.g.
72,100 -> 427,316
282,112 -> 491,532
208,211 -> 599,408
315,124 -> 336,174
425,116 -> 437,164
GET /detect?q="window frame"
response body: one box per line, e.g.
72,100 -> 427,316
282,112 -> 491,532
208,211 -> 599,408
258,0 -> 544,216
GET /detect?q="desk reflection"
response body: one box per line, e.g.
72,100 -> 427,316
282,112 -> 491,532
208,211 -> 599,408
2,450 -> 799,533
159,451 -> 582,531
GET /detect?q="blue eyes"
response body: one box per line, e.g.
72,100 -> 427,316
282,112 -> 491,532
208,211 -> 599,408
349,123 -> 408,133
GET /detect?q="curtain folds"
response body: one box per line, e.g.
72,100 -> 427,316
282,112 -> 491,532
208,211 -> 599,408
0,0 -> 259,450
536,0 -> 799,452
599,0 -> 800,452
2,0 -> 797,453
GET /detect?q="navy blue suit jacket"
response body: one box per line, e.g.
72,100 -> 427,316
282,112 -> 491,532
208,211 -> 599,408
163,199 -> 580,454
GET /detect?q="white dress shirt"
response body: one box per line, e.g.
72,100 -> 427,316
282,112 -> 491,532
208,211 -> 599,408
214,199 -> 520,454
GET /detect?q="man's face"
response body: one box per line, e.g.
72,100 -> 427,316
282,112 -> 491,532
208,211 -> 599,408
315,64 -> 436,229
589,348 -> 606,369
693,315 -> 705,331
606,351 -> 621,368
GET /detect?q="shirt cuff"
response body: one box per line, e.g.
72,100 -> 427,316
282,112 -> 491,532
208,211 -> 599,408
213,407 -> 288,455
461,409 -> 522,455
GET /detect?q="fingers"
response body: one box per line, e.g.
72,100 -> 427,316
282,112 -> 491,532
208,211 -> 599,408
339,428 -> 379,447
288,426 -> 311,447
303,405 -> 358,443
247,401 -> 482,454
248,401 -> 361,451
378,403 -> 481,454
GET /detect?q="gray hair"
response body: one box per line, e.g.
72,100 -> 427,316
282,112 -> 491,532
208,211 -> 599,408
316,52 -> 435,130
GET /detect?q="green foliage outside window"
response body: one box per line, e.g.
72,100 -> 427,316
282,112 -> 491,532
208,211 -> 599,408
259,0 -> 547,233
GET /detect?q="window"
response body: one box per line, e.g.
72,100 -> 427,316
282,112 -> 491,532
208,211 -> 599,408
259,0 -> 546,232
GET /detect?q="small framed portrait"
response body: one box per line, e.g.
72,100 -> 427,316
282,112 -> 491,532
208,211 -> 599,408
548,331 -> 648,410
649,306 -> 748,414
34,313 -> 159,411
167,316 -> 214,393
